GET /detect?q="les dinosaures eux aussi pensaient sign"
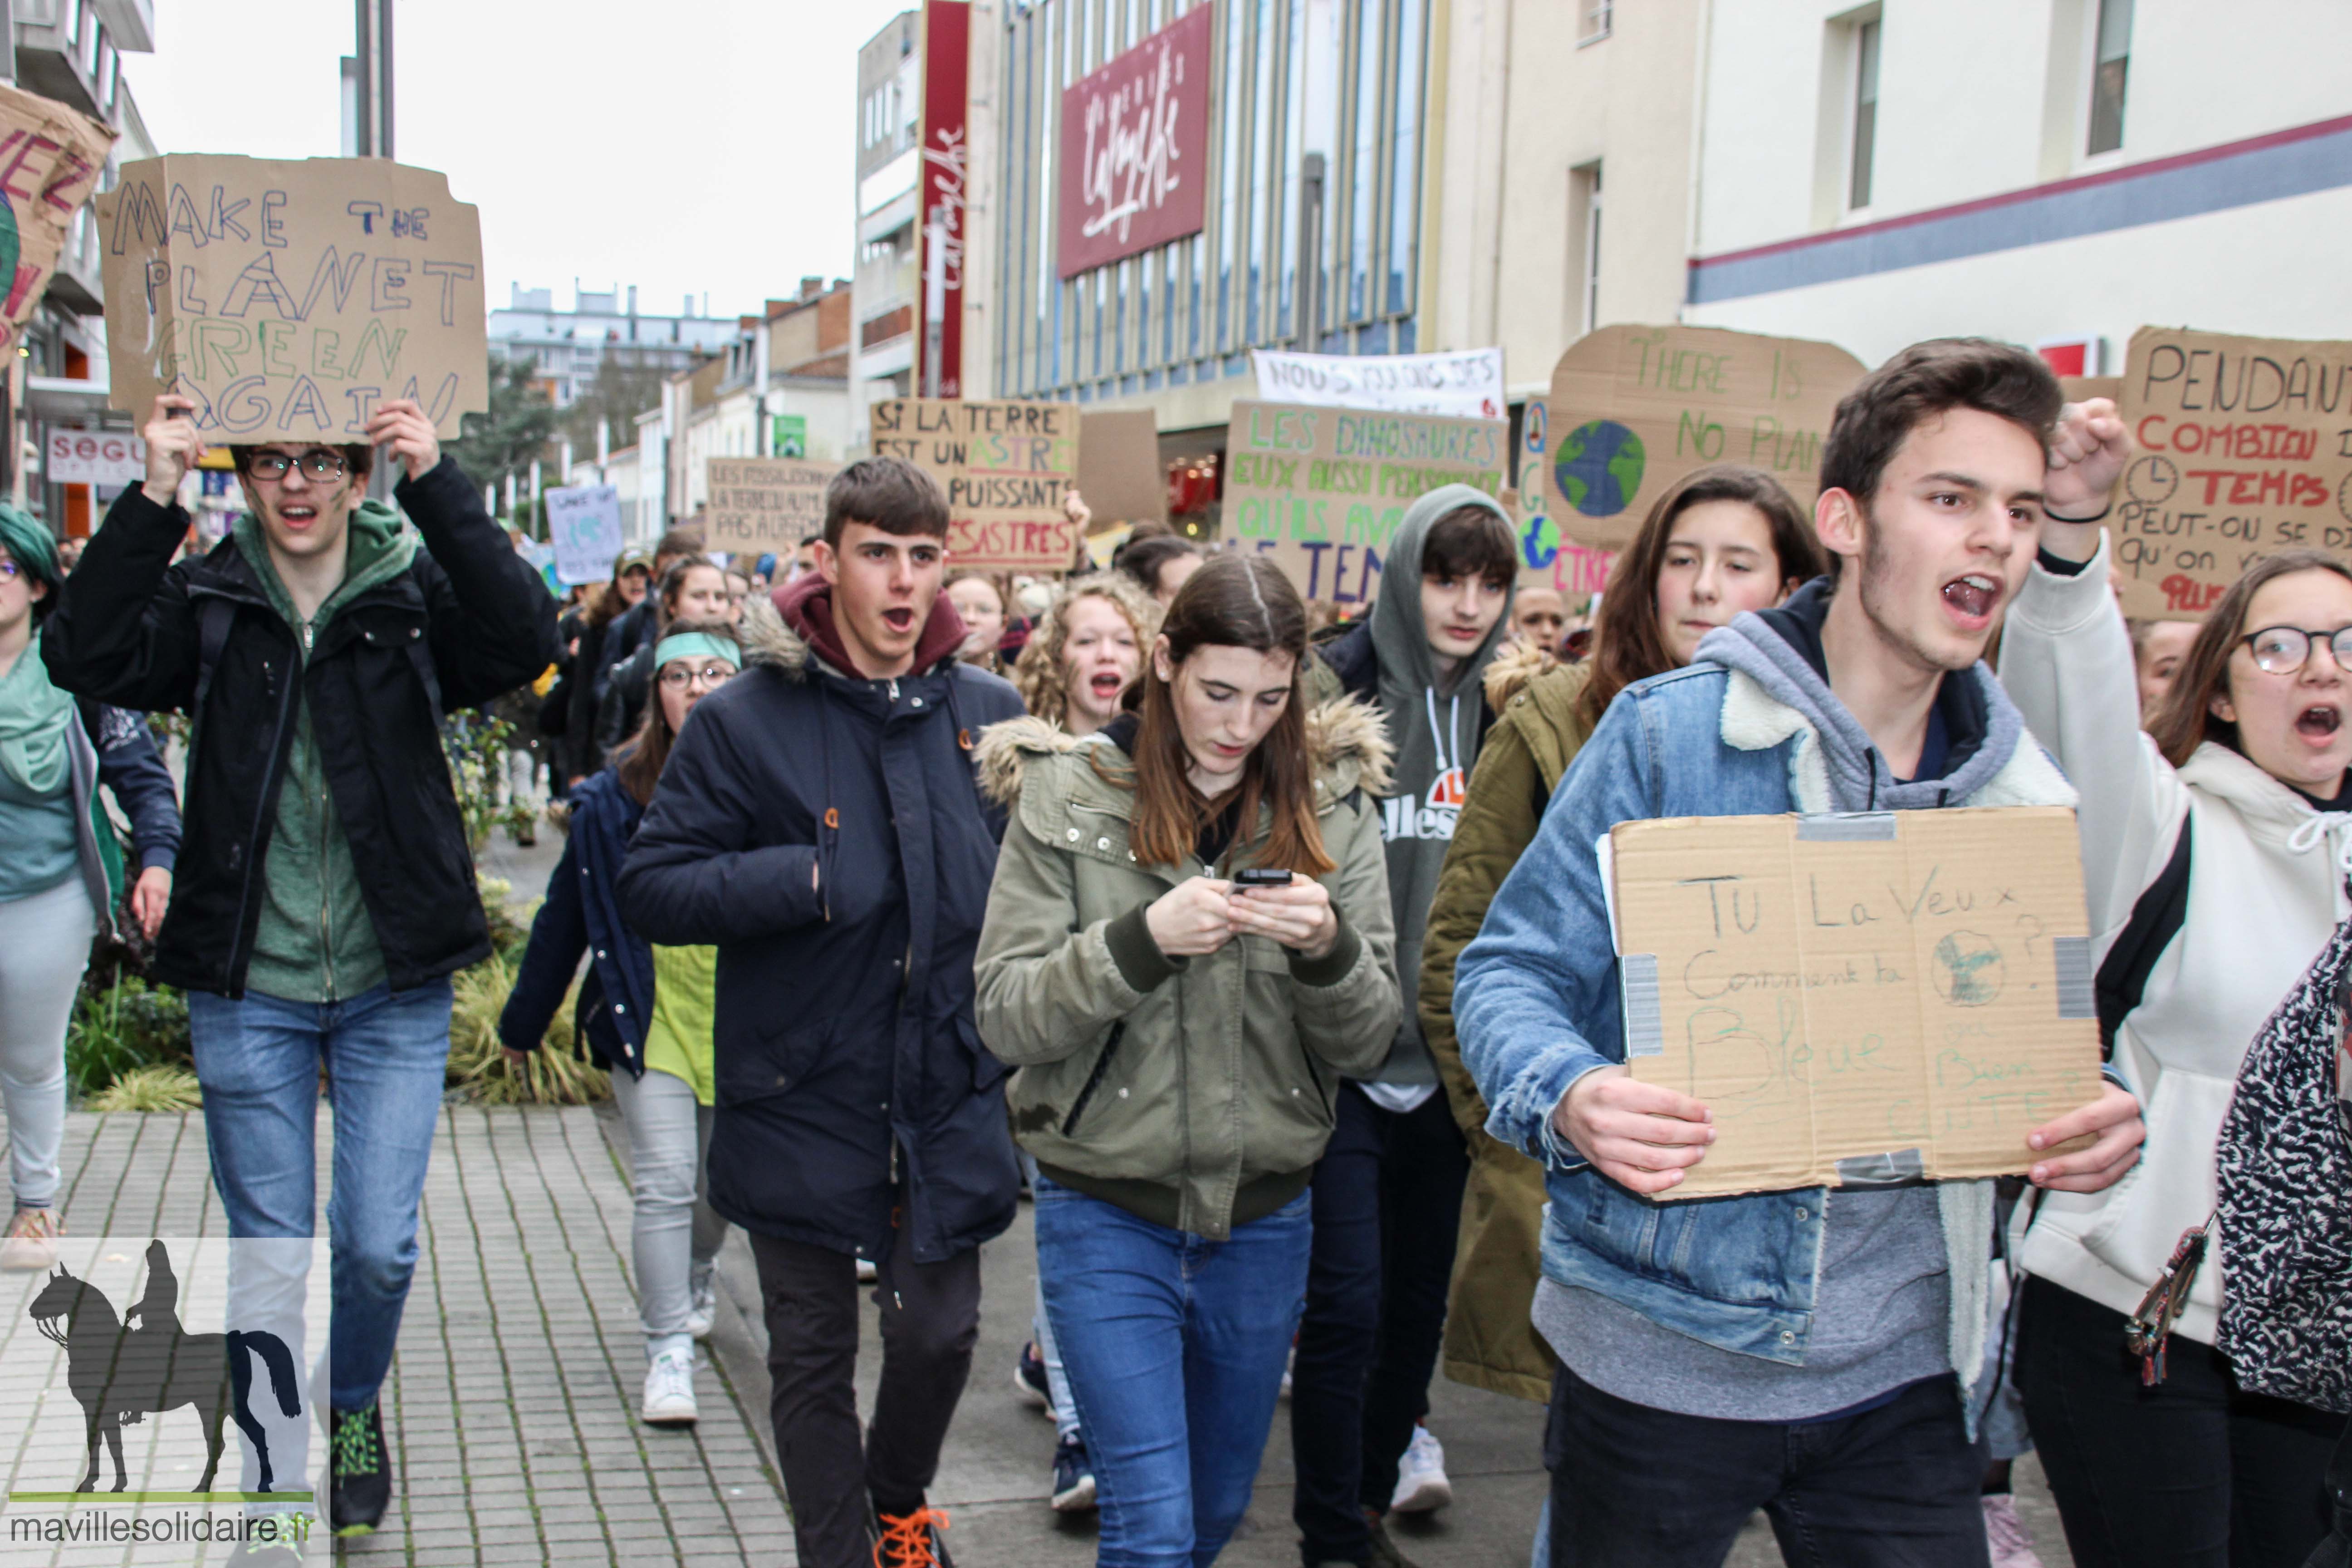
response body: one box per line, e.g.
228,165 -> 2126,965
96,155 -> 488,443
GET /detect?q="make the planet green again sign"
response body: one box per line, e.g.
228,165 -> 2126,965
96,156 -> 488,442
1539,325 -> 1866,553
1224,400 -> 1507,605
1608,807 -> 2100,1200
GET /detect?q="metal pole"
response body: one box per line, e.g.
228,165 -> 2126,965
353,0 -> 372,155
377,0 -> 394,160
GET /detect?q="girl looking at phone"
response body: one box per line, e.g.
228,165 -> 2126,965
972,554 -> 1400,1567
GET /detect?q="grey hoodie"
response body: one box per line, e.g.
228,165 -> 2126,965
1694,578 -> 2026,810
1362,482 -> 1517,1091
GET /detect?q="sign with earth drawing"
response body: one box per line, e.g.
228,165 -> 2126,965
0,83 -> 114,355
1539,325 -> 1868,553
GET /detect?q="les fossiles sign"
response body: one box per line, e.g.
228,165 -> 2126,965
1057,4 -> 1211,279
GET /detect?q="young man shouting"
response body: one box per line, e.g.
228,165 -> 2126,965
618,457 -> 1025,1568
1456,341 -> 2145,1567
1297,486 -> 1517,1568
43,394 -> 558,1536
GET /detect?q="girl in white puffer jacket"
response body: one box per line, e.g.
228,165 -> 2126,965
2004,526 -> 2352,1567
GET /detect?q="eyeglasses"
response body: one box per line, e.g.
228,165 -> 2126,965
244,450 -> 348,482
2239,624 -> 2352,675
658,663 -> 737,691
0,560 -> 20,582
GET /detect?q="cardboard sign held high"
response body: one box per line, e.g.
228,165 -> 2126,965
2112,327 -> 2352,621
96,156 -> 488,442
706,457 -> 837,551
0,84 -> 114,353
1608,808 -> 2101,1199
870,398 -> 1082,573
1542,325 -> 1866,553
1224,400 -> 1508,607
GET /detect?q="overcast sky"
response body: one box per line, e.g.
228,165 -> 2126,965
119,0 -> 918,322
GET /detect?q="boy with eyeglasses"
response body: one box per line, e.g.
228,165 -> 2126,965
42,393 -> 558,1539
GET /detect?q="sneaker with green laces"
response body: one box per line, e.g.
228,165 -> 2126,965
329,1402 -> 391,1536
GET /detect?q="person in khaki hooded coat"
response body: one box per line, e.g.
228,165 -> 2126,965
1418,465 -> 1825,1413
973,554 -> 1399,1568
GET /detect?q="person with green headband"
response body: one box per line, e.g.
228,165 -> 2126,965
0,504 -> 180,1272
501,618 -> 740,1428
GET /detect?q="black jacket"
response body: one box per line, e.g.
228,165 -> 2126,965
500,767 -> 656,1075
618,587 -> 1026,1265
593,637 -> 655,764
41,458 -> 559,996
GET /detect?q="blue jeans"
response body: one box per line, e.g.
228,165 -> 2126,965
1035,1175 -> 1310,1568
188,981 -> 452,1413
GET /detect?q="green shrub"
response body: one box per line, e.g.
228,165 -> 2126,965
86,1065 -> 202,1112
66,976 -> 192,1101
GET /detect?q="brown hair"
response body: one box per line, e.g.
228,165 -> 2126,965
1421,503 -> 1518,588
653,527 -> 703,564
613,615 -> 740,805
652,556 -> 726,634
2147,549 -> 2352,768
1103,554 -> 1335,876
823,456 -> 949,549
584,557 -> 652,630
1114,533 -> 1201,597
1013,575 -> 1161,722
1577,465 -> 1825,726
1820,338 -> 2063,580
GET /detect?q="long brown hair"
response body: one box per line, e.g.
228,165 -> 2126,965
614,615 -> 740,805
1577,464 -> 1825,726
2149,549 -> 2352,768
584,560 -> 648,630
1102,554 -> 1335,876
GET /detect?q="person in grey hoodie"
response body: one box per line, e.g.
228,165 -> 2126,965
1295,484 -> 1518,1568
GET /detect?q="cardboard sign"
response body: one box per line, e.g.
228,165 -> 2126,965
1224,400 -> 1508,605
1252,347 -> 1507,420
2112,327 -> 2352,620
44,428 -> 146,486
1077,408 -> 1166,524
705,456 -> 836,551
869,397 -> 1082,572
1608,808 -> 2101,1199
545,484 -> 625,587
96,156 -> 488,441
0,84 -> 114,353
1544,324 -> 1868,551
1512,397 -> 1616,601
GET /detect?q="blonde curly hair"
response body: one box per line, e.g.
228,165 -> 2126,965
1012,574 -> 1163,725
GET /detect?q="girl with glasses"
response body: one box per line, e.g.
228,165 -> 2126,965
500,618 -> 740,1428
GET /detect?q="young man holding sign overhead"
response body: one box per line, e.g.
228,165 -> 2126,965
41,394 -> 559,1537
1455,341 -> 2145,1567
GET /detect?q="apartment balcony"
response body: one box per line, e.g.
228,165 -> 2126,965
12,0 -> 150,126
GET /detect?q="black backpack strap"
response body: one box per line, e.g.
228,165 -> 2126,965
2095,813 -> 2194,1060
403,628 -> 445,732
192,594 -> 236,720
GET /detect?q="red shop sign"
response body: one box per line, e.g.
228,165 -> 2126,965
918,0 -> 971,398
1056,3 -> 1212,279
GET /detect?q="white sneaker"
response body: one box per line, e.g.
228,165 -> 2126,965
1389,1424 -> 1452,1514
1981,1493 -> 2045,1568
641,1346 -> 699,1427
684,1264 -> 718,1340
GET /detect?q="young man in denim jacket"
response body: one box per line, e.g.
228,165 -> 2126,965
1455,339 -> 2145,1566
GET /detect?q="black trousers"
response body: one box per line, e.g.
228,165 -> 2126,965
2016,1273 -> 2343,1568
1545,1364 -> 1989,1568
1290,1083 -> 1470,1565
748,1230 -> 982,1568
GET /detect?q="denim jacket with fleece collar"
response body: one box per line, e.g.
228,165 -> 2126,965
1454,657 -> 2078,1408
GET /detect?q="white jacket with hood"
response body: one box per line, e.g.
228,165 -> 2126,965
2002,534 -> 2352,1344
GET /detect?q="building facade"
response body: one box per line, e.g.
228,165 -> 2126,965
851,10 -> 924,437
488,283 -> 738,409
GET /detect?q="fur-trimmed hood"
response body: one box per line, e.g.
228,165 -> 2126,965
734,590 -> 812,677
975,695 -> 1393,812
1482,638 -> 1559,712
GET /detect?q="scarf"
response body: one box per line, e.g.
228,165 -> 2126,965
0,629 -> 73,797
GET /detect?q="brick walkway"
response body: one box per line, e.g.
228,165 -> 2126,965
14,1106 -> 791,1568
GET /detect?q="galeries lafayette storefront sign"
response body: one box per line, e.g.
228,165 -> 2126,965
1056,3 -> 1211,279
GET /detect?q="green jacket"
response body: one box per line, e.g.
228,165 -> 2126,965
232,501 -> 416,1002
973,701 -> 1400,1241
1418,651 -> 1594,1403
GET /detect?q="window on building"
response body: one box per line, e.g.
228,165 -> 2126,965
1569,162 -> 1602,336
1578,0 -> 1611,45
2088,0 -> 2132,155
1848,18 -> 1880,209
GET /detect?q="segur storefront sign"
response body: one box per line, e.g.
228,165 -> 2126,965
1057,3 -> 1212,279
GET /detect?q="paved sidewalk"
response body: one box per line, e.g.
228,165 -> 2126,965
11,1095 -> 2078,1568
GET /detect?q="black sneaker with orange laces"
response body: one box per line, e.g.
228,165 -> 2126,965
873,1504 -> 954,1568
